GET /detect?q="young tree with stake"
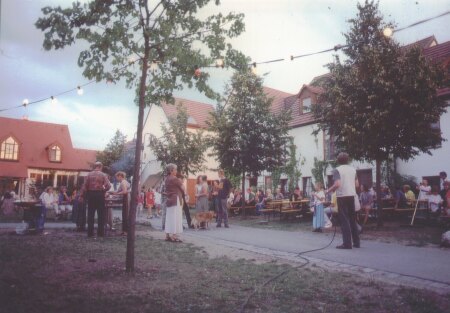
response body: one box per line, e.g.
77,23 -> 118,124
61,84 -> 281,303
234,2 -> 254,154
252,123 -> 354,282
36,0 -> 246,272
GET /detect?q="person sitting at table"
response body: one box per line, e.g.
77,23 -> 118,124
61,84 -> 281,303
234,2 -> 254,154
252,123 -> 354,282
289,187 -> 302,208
404,185 -> 416,205
40,186 -> 59,219
428,185 -> 443,216
444,181 -> 450,216
245,187 -> 256,206
255,189 -> 265,215
359,184 -> 373,225
0,190 -> 15,216
394,186 -> 407,209
323,192 -> 337,228
417,179 -> 431,201
274,188 -> 284,200
380,185 -> 392,199
58,186 -> 73,218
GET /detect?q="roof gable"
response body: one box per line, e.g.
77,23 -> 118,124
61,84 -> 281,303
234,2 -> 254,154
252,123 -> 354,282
161,98 -> 214,129
0,117 -> 97,175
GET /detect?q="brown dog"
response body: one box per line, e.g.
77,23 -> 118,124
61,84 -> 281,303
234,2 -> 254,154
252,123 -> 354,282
191,211 -> 216,229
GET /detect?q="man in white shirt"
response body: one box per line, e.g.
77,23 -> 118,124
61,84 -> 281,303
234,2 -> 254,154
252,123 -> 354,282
326,152 -> 360,249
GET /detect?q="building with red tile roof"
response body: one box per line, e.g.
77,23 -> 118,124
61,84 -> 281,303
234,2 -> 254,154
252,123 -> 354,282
161,98 -> 214,129
0,117 -> 97,198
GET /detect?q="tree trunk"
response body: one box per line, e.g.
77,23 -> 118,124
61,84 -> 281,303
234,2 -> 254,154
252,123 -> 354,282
241,171 -> 245,217
376,159 -> 383,228
126,37 -> 150,273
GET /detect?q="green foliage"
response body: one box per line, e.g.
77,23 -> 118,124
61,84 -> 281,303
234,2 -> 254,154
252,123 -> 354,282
96,130 -> 128,174
313,0 -> 447,163
36,1 -> 247,105
285,139 -> 303,193
312,0 -> 446,226
35,0 -> 247,271
311,157 -> 336,187
208,71 -> 291,180
148,104 -> 208,177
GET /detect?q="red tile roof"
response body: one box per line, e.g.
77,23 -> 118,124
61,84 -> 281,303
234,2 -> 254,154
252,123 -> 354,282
423,40 -> 450,63
402,35 -> 437,51
264,86 -> 318,128
0,117 -> 97,178
161,98 -> 214,129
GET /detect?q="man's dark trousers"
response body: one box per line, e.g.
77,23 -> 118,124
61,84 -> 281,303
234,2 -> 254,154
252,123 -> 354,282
87,191 -> 105,237
337,196 -> 360,248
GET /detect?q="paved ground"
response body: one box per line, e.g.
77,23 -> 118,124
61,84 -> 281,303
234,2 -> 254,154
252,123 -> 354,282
2,211 -> 449,294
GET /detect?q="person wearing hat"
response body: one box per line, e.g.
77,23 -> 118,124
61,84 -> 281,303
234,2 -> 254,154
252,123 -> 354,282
81,161 -> 111,237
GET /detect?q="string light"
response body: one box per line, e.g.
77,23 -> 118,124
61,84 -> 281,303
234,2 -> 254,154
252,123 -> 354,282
215,58 -> 224,68
0,11 -> 446,114
149,60 -> 159,72
251,63 -> 258,75
383,27 -> 393,37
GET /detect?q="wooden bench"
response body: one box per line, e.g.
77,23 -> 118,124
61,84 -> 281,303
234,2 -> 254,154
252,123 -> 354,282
229,205 -> 256,216
257,200 -> 285,221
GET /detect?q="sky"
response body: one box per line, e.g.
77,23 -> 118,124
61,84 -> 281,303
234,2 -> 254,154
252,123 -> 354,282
0,0 -> 449,150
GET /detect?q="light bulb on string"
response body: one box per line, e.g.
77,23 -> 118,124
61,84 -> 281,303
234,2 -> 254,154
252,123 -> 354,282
149,60 -> 159,72
288,55 -> 294,61
194,66 -> 201,77
251,62 -> 257,75
77,86 -> 84,95
22,99 -> 29,107
383,27 -> 393,37
51,96 -> 57,105
128,56 -> 137,64
215,58 -> 224,68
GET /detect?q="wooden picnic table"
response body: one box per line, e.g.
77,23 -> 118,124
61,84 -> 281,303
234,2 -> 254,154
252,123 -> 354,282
14,200 -> 41,228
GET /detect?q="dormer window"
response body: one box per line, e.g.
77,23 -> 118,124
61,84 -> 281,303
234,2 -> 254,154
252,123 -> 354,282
0,136 -> 19,161
49,145 -> 62,162
302,98 -> 311,114
187,116 -> 197,125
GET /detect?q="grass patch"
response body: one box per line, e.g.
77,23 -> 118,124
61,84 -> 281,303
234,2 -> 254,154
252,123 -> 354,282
0,229 -> 449,313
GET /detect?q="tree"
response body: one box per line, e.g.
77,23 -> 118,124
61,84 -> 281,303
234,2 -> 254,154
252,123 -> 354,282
96,130 -> 127,174
312,0 -> 447,226
36,0 -> 246,272
148,104 -> 208,177
208,70 -> 291,209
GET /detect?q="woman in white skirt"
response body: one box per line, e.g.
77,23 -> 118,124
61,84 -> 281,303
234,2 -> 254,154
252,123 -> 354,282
164,163 -> 184,242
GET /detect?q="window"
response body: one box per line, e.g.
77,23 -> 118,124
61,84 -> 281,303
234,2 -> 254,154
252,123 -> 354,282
0,136 -> 19,160
302,97 -> 311,114
302,177 -> 312,197
56,175 -> 68,187
49,145 -> 62,162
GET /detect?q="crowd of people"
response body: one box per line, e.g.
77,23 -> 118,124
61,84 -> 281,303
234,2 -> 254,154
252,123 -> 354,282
1,157 -> 449,249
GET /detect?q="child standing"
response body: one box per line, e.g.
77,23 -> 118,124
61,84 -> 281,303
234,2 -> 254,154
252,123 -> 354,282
312,182 -> 326,232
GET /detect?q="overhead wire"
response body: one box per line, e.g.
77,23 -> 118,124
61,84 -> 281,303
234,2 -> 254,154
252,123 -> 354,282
0,10 -> 448,114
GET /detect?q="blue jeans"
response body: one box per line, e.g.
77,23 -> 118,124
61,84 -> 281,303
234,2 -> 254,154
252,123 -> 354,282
255,203 -> 264,215
36,205 -> 47,231
217,198 -> 228,226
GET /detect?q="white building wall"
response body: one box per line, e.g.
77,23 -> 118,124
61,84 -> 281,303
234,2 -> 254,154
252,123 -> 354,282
289,124 -> 324,181
139,106 -> 221,187
396,104 -> 450,181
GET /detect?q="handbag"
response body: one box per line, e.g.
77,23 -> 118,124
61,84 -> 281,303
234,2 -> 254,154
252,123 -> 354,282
354,195 -> 361,212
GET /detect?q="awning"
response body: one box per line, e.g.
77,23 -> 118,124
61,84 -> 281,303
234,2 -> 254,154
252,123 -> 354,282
141,172 -> 163,189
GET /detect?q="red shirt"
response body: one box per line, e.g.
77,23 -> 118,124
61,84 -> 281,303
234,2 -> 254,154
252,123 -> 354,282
145,191 -> 155,206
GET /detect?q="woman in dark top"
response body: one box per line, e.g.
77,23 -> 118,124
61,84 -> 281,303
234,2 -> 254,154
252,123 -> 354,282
164,163 -> 184,242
